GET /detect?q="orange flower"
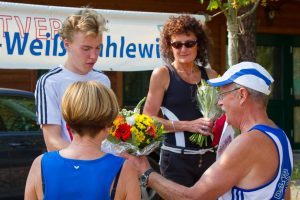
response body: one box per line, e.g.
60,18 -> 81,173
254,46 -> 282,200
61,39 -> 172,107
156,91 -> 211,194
114,115 -> 125,126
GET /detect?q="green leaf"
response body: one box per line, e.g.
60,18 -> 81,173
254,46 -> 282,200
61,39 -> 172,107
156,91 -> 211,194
107,135 -> 121,144
133,96 -> 146,114
189,132 -> 209,147
207,0 -> 220,10
131,130 -> 138,146
239,0 -> 252,6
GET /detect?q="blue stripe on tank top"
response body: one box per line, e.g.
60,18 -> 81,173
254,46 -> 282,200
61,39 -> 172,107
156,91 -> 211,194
38,67 -> 62,124
236,189 -> 244,200
241,190 -> 244,200
270,132 -> 292,198
249,125 -> 292,199
236,189 -> 240,200
231,187 -> 244,200
231,188 -> 235,200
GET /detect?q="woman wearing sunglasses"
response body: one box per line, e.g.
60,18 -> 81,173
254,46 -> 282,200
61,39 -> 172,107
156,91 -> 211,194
143,15 -> 218,187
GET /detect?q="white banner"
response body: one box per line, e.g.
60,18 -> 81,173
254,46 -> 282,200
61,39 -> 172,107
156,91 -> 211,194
0,2 -> 205,71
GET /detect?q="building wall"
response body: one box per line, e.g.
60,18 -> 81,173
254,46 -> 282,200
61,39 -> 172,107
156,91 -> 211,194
0,69 -> 37,91
0,0 -> 299,103
257,1 -> 300,35
0,0 -> 226,106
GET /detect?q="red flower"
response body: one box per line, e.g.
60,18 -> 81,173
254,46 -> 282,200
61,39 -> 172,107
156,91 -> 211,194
211,114 -> 226,147
115,123 -> 132,141
146,125 -> 156,137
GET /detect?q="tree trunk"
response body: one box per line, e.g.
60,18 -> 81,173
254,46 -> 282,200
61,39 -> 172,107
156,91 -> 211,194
227,0 -> 239,67
238,4 -> 257,62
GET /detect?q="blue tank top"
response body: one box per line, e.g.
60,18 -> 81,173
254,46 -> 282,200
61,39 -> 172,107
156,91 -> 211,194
161,65 -> 211,149
41,151 -> 125,200
219,124 -> 293,200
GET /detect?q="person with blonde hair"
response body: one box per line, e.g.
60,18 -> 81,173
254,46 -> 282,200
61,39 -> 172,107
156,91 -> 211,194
26,81 -> 140,200
35,8 -> 110,151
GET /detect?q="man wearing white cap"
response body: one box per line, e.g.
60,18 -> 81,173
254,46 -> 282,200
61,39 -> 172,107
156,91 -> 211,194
122,61 -> 293,200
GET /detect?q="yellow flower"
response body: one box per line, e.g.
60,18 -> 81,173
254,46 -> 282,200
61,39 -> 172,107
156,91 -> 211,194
111,130 -> 116,137
231,0 -> 238,9
108,106 -> 165,150
131,126 -> 138,135
131,126 -> 146,145
143,115 -> 153,126
136,122 -> 146,130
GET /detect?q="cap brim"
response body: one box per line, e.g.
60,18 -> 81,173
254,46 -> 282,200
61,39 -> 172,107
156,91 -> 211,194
207,77 -> 233,87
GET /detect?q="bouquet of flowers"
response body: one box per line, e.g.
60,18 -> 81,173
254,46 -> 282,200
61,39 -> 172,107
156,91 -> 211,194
101,97 -> 165,156
189,79 -> 222,147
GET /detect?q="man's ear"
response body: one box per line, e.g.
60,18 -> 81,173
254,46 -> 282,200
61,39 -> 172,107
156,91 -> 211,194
64,39 -> 71,49
239,88 -> 248,105
239,88 -> 247,98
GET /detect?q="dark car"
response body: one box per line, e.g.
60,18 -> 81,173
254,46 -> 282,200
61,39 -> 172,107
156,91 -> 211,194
0,88 -> 161,199
0,88 -> 45,199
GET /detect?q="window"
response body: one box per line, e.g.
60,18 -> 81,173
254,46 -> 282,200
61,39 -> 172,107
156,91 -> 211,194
123,71 -> 152,107
257,34 -> 300,148
0,96 -> 39,132
256,46 -> 283,100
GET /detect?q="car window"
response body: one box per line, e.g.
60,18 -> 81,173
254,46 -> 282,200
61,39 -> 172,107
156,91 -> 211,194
0,95 -> 39,132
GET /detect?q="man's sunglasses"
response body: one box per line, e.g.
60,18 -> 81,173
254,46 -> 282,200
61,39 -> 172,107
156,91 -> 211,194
170,40 -> 198,49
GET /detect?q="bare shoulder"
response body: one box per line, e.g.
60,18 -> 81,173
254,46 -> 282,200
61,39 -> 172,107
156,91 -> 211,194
237,129 -> 276,150
224,130 -> 269,155
150,66 -> 170,90
29,154 -> 44,181
25,155 -> 44,200
31,154 -> 43,172
205,67 -> 218,79
219,129 -> 278,175
152,66 -> 169,79
217,131 -> 269,170
220,133 -> 255,159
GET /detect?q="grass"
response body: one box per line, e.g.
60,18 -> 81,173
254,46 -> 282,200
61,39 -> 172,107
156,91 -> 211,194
291,160 -> 300,200
292,160 -> 300,180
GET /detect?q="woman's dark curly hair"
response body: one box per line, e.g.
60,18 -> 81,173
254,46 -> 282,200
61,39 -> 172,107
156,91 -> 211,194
160,15 -> 210,67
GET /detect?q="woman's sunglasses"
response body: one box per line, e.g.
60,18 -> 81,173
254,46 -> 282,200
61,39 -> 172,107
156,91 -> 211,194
170,40 -> 197,49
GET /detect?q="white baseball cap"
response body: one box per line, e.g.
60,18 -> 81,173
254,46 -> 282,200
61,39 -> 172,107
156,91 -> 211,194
207,62 -> 274,95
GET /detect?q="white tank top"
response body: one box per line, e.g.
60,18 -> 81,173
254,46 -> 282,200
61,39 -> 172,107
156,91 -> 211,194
218,124 -> 293,200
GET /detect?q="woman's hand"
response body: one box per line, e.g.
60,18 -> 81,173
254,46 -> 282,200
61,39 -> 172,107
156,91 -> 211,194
188,118 -> 213,136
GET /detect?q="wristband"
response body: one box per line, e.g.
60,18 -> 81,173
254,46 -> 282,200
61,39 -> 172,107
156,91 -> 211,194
171,120 -> 176,132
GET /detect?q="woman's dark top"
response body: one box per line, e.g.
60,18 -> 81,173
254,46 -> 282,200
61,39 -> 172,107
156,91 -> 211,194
161,65 -> 212,149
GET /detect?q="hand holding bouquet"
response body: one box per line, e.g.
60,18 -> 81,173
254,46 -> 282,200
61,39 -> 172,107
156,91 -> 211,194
189,79 -> 222,147
101,98 -> 165,156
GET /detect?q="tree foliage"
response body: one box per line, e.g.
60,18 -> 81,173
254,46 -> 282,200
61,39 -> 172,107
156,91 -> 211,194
200,0 -> 271,11
199,0 -> 276,66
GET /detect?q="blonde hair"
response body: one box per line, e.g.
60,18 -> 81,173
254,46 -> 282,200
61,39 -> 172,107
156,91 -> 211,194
61,81 -> 119,137
58,8 -> 107,41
